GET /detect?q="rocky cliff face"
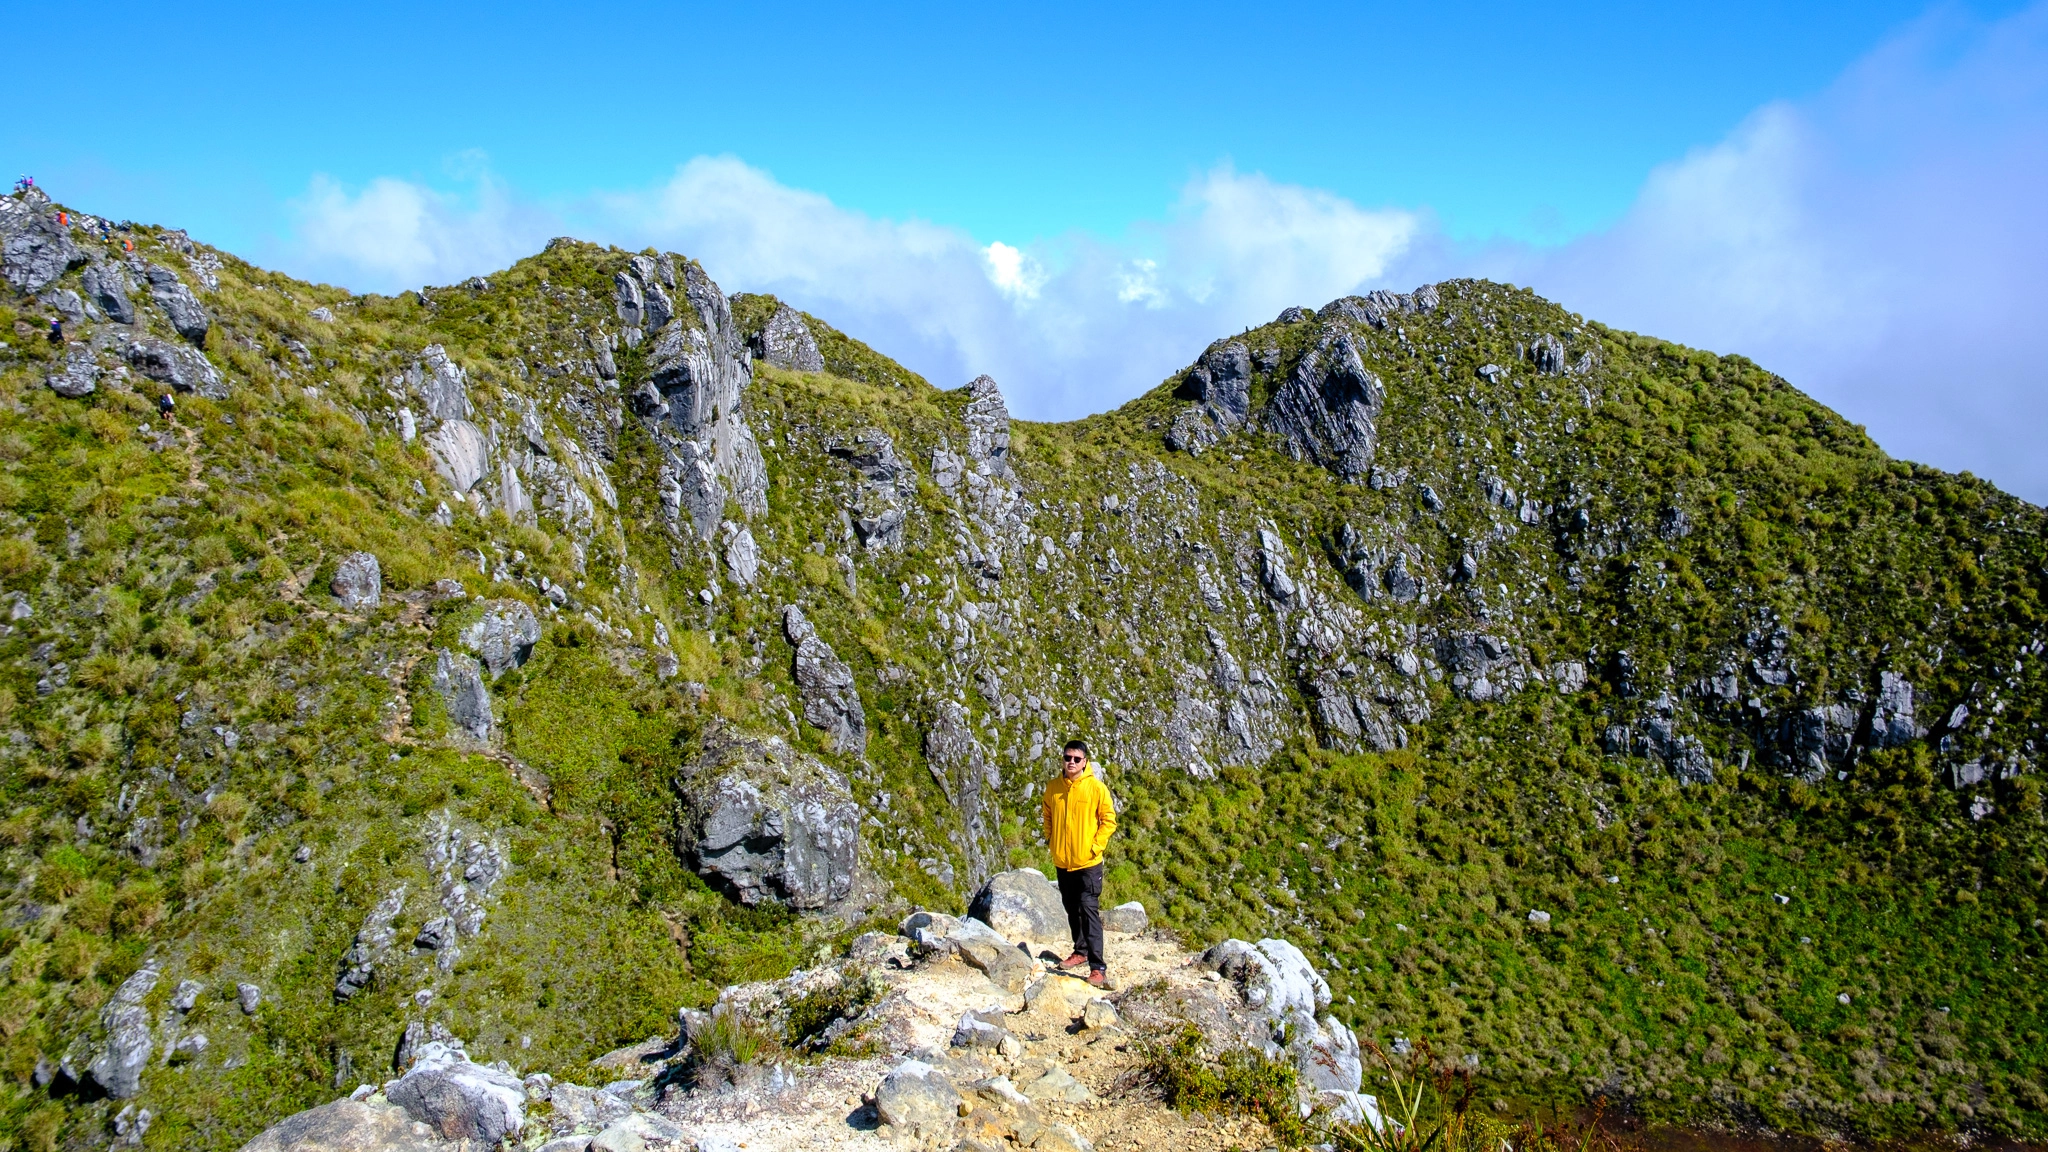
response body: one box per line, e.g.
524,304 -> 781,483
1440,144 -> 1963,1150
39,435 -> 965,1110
0,189 -> 2043,1149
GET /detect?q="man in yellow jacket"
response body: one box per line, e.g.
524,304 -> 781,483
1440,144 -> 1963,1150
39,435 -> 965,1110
1043,739 -> 1118,986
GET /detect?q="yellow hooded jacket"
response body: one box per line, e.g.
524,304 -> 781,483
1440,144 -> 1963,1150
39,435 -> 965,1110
1042,767 -> 1117,871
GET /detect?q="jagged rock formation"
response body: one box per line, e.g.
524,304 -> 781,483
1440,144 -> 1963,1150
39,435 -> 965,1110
1,189 -> 2043,1149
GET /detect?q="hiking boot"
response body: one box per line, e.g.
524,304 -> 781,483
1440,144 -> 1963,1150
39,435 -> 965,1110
1087,969 -> 1108,988
1058,953 -> 1089,970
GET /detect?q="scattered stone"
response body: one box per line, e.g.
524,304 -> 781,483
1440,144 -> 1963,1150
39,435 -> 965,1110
1102,901 -> 1148,934
589,1111 -> 689,1152
237,983 -> 262,1014
171,979 -> 203,1013
1017,1065 -> 1092,1105
1081,998 -> 1119,1030
874,1058 -> 964,1135
949,918 -> 1037,993
330,552 -> 382,611
1032,1121 -> 1096,1152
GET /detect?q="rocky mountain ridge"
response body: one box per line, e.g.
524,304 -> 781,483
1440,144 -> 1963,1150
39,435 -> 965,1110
0,186 -> 2041,1149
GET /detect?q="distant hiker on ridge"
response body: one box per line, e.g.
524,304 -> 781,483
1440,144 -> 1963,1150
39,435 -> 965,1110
1043,738 -> 1118,987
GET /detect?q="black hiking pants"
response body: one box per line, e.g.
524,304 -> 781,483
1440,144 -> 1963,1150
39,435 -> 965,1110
1056,863 -> 1106,971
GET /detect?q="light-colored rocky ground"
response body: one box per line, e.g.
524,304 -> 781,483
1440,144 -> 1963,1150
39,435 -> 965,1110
239,878 -> 1374,1152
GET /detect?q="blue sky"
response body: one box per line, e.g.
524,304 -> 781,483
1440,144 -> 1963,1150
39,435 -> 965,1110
10,1 -> 2048,500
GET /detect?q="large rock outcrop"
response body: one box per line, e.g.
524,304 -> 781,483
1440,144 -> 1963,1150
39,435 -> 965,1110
125,336 -> 226,398
1264,329 -> 1383,480
757,304 -> 824,373
144,264 -> 210,344
383,1040 -> 526,1146
673,725 -> 861,912
1201,938 -> 1372,1123
0,195 -> 82,293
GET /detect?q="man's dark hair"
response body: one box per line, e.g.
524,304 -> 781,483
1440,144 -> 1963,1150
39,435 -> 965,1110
1063,739 -> 1089,756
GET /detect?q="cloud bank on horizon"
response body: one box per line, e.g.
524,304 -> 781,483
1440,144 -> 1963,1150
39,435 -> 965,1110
277,5 -> 2048,504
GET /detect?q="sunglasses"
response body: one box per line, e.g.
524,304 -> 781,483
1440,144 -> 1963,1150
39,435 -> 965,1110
1062,754 -> 1085,763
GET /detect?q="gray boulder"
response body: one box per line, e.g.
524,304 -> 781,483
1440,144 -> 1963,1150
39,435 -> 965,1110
590,1112 -> 689,1152
237,983 -> 262,1014
431,649 -> 492,741
874,1059 -> 964,1136
758,304 -> 824,372
331,552 -> 382,611
461,599 -> 541,676
952,1009 -> 1014,1050
125,337 -> 226,398
1265,329 -> 1383,479
1167,340 -> 1253,454
407,345 -> 472,421
1103,901 -> 1148,934
948,918 -> 1036,993
783,606 -> 867,754
385,1040 -> 526,1146
87,961 -> 159,1099
83,263 -> 134,324
828,429 -> 913,550
968,869 -> 1069,952
236,1097 -> 446,1152
0,198 -> 82,293
144,264 -> 210,345
45,347 -> 100,398
674,725 -> 860,911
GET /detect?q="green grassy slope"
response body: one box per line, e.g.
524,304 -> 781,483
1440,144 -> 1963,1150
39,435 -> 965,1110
0,198 -> 2039,1149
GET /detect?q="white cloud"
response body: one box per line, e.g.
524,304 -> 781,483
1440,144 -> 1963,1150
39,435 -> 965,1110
277,155 -> 1422,419
1484,4 -> 2048,502
983,242 -> 1043,299
285,173 -> 549,290
270,3 -> 2048,500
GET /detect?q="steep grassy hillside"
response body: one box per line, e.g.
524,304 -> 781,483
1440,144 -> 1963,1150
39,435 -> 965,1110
0,188 -> 2041,1150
